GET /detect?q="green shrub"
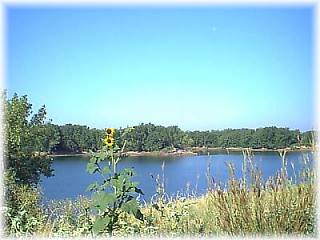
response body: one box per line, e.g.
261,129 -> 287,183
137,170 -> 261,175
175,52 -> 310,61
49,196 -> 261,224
4,171 -> 46,235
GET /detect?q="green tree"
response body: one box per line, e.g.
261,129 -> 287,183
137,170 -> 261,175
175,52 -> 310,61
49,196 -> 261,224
301,131 -> 315,147
42,123 -> 61,153
5,93 -> 53,185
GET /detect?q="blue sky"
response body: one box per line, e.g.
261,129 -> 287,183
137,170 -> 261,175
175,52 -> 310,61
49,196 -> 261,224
6,6 -> 314,131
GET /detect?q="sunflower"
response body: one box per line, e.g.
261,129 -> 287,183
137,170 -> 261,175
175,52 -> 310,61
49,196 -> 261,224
104,137 -> 114,147
106,128 -> 116,137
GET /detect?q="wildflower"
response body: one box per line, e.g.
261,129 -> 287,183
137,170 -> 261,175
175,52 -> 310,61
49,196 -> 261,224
104,137 -> 114,147
106,128 -> 116,137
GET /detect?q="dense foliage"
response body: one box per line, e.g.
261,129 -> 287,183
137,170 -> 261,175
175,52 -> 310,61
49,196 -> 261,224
6,94 -> 313,155
4,93 -> 54,237
56,124 -> 104,153
23,123 -> 105,154
5,93 -> 53,184
117,123 -> 315,151
28,122 -> 316,154
4,171 -> 46,234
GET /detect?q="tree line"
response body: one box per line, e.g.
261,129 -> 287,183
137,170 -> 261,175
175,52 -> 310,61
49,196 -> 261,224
8,94 -> 316,155
117,123 -> 315,151
22,121 -> 320,155
21,121 -> 316,154
5,93 -> 316,184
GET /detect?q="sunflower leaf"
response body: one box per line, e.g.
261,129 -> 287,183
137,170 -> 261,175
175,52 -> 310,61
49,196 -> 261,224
92,216 -> 110,234
87,162 -> 98,174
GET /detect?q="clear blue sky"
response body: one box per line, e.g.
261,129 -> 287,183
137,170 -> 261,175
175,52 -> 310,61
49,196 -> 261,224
6,6 -> 314,131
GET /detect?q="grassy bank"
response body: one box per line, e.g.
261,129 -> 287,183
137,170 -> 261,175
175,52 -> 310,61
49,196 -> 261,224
139,182 -> 315,236
5,181 -> 314,237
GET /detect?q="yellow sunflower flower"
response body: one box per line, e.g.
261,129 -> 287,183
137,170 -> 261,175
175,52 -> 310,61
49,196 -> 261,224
104,137 -> 114,147
106,128 -> 116,137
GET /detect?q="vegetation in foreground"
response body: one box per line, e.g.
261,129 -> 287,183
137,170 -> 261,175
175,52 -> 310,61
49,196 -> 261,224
3,93 -> 317,236
4,157 -> 315,237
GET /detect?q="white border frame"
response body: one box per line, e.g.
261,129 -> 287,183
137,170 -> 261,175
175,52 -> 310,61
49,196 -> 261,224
0,1 -> 319,239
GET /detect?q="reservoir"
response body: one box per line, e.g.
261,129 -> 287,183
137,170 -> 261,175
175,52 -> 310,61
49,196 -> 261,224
40,151 -> 313,203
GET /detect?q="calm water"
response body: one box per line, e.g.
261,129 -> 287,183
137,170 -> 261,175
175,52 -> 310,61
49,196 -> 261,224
40,151 -> 313,203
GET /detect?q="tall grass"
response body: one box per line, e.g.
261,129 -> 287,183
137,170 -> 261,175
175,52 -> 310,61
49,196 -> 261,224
133,149 -> 316,236
39,197 -> 91,236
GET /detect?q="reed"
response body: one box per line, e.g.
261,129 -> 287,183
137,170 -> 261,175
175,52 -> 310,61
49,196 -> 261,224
132,149 -> 316,236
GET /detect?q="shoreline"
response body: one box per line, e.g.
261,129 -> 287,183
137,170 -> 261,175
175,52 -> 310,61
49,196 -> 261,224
48,152 -> 90,157
123,150 -> 197,157
48,146 -> 315,158
191,146 -> 314,153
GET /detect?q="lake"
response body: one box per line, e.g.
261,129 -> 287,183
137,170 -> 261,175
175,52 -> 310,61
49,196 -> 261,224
40,151 -> 313,203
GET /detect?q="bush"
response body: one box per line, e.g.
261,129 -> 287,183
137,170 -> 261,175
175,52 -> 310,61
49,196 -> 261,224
4,171 -> 46,235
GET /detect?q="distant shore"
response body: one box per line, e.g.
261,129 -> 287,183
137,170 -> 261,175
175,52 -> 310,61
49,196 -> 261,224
123,150 -> 197,157
124,146 -> 314,157
47,152 -> 90,157
48,150 -> 197,157
191,146 -> 315,153
47,146 -> 315,158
